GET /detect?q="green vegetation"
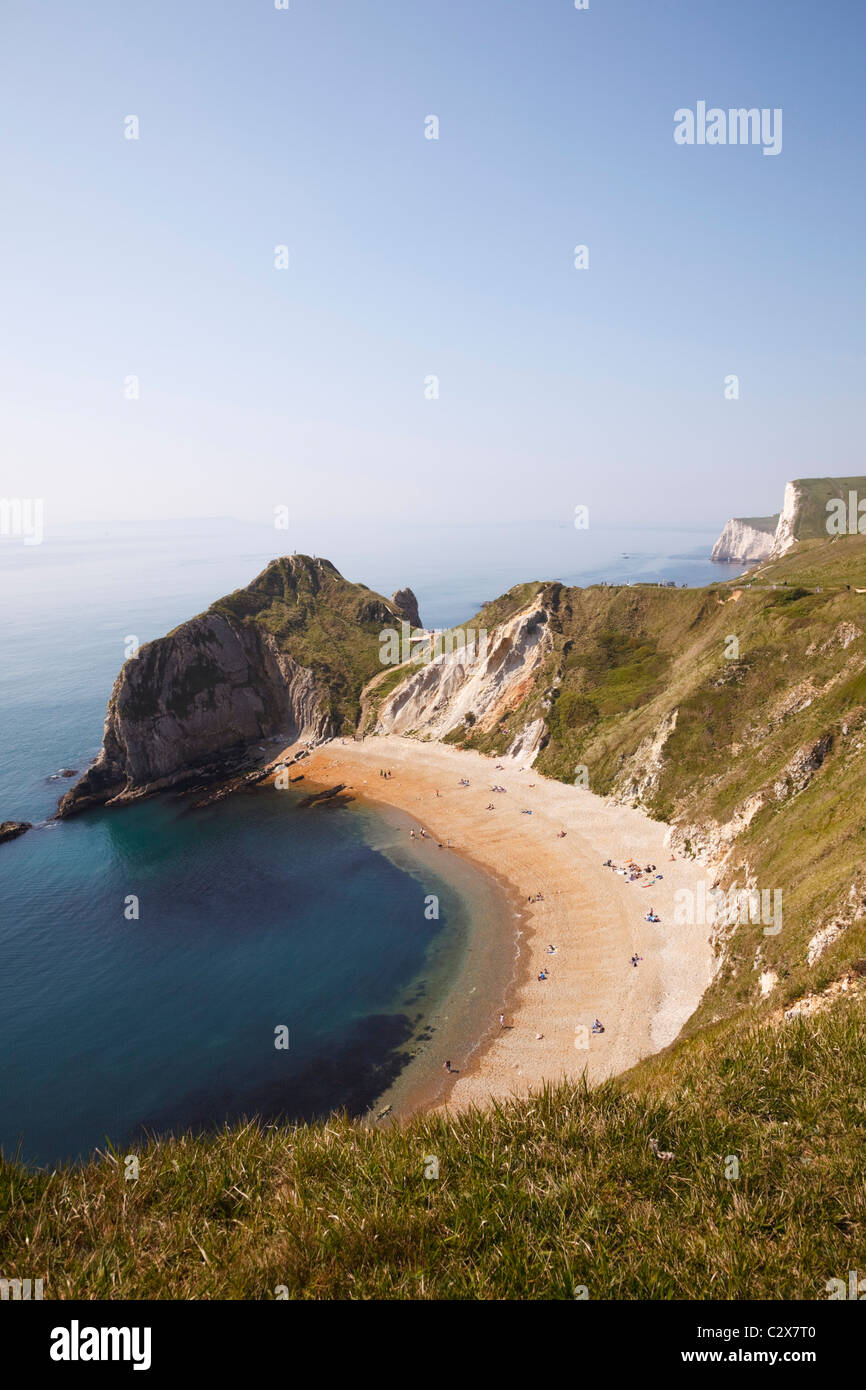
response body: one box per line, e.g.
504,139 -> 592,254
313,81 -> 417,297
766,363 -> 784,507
2,1002 -> 862,1298
460,580 -> 545,634
211,555 -> 400,732
747,533 -> 866,589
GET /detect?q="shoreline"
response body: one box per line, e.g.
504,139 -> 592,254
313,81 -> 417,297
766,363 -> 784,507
271,735 -> 717,1117
329,791 -> 521,1120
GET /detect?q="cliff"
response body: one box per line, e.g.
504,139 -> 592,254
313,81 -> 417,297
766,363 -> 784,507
710,515 -> 778,562
59,555 -> 405,816
770,476 -> 866,556
375,594 -> 551,755
711,477 -> 866,565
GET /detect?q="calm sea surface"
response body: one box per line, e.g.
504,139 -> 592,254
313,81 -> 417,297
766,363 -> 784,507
0,518 -> 743,1165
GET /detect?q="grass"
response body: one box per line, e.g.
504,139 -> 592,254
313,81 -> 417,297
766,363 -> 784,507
2,1002 -> 863,1299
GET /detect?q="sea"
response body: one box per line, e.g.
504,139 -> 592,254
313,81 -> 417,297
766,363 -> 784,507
0,517 -> 745,1167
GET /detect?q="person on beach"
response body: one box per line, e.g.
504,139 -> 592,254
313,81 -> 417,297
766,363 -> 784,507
499,1014 -> 505,1028
443,1060 -> 451,1073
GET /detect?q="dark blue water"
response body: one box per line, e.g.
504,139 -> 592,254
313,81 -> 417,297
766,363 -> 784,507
0,518 -> 744,1167
0,788 -> 472,1167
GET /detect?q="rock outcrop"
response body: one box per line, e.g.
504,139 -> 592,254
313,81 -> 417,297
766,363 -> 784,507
0,820 -> 32,845
60,555 -> 405,816
390,587 -> 422,630
711,516 -> 778,563
59,614 -> 331,815
374,598 -> 552,758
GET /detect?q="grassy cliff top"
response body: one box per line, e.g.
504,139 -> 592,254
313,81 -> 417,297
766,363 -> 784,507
731,514 -> 779,531
202,555 -> 401,732
783,476 -> 866,542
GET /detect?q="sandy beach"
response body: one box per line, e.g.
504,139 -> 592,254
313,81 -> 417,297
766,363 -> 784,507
274,735 -> 716,1114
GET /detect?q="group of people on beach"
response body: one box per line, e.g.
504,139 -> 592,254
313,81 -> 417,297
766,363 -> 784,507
379,769 -> 393,779
602,856 -> 663,885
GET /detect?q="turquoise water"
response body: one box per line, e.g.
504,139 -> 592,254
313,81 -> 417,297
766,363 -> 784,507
0,519 -> 742,1166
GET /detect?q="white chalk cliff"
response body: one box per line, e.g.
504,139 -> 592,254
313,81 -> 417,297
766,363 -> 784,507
713,477 -> 866,566
770,481 -> 802,556
374,598 -> 552,762
710,515 -> 778,563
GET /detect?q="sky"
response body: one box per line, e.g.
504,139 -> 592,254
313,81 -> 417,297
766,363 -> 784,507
1,0 -> 864,532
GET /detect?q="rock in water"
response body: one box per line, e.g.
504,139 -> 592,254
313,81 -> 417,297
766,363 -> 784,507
391,587 -> 422,629
0,820 -> 32,845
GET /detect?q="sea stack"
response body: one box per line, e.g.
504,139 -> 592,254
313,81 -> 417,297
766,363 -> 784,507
391,587 -> 422,630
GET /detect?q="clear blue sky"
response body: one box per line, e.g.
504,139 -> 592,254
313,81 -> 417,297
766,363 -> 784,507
2,0 -> 864,529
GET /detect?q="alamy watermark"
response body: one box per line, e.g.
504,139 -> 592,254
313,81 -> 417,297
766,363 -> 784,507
0,498 -> 43,545
826,491 -> 866,536
826,1270 -> 866,1300
674,102 -> 782,157
0,1276 -> 43,1300
379,621 -> 488,668
674,882 -> 782,936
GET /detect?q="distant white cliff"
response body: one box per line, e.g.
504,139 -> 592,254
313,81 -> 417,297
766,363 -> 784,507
710,515 -> 779,563
713,476 -> 866,566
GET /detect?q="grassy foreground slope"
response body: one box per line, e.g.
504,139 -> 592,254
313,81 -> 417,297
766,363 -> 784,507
1,1003 -> 863,1298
